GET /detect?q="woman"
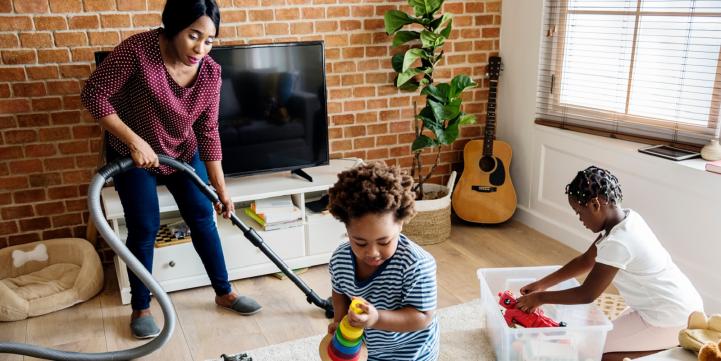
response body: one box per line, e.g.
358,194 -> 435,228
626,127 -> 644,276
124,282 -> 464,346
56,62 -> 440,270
81,0 -> 262,339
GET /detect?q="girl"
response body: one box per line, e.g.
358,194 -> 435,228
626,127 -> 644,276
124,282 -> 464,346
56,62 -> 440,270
81,0 -> 261,339
516,166 -> 703,361
326,162 -> 439,361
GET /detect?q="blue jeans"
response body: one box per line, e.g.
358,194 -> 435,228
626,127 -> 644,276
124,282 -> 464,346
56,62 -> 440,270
110,150 -> 232,310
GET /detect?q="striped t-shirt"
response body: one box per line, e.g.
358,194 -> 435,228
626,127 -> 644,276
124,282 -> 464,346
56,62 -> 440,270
329,234 -> 439,361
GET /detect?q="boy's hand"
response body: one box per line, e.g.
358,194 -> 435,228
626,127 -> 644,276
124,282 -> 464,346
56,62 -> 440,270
327,320 -> 339,335
516,292 -> 543,313
347,297 -> 379,329
520,280 -> 547,295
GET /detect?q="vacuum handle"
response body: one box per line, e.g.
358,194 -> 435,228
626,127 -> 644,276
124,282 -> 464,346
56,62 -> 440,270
97,154 -> 221,204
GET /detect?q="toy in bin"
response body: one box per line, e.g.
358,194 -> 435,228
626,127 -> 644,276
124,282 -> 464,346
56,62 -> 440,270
498,290 -> 566,328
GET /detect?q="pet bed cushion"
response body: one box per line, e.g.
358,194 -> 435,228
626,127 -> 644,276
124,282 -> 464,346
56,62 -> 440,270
0,238 -> 103,322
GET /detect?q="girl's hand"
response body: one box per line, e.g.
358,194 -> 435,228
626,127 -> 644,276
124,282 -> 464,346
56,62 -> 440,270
327,320 -> 339,335
520,280 -> 547,295
128,139 -> 158,168
347,298 -> 379,329
516,292 -> 544,313
214,192 -> 234,219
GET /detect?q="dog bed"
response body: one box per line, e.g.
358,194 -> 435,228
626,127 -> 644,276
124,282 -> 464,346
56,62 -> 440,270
0,238 -> 103,321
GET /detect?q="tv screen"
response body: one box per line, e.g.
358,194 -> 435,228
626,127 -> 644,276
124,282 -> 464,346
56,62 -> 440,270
209,41 -> 329,177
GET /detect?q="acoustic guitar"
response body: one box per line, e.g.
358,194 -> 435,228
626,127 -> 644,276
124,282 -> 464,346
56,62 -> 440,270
452,56 -> 517,224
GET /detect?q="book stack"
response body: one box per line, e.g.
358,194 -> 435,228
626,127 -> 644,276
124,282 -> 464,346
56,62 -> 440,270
244,195 -> 302,231
706,159 -> 721,175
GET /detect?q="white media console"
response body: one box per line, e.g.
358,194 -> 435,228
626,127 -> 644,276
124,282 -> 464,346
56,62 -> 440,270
101,158 -> 359,304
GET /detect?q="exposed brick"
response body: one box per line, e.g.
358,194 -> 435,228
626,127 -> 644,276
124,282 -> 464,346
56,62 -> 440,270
132,14 -> 160,27
52,213 -> 83,227
49,0 -> 82,12
0,16 -> 33,31
0,67 -> 26,82
13,82 -> 46,97
34,16 -> 68,30
70,47 -> 95,62
34,200 -> 66,216
0,221 -> 18,236
69,15 -> 100,30
0,0 -> 11,12
19,217 -> 51,232
47,185 -> 78,199
0,84 -> 9,98
58,140 -> 89,154
116,0 -> 145,11
0,99 -> 31,114
89,31 -> 120,46
249,9 -> 273,21
0,116 -> 17,129
62,169 -> 92,183
290,22 -> 313,34
17,113 -> 50,127
0,146 -> 23,160
46,80 -> 80,95
0,34 -> 19,48
54,32 -> 89,47
2,50 -> 36,65
84,0 -> 115,11
8,233 -> 40,246
25,144 -> 57,158
315,21 -> 337,32
59,64 -> 91,78
13,0 -> 48,13
26,65 -> 59,80
42,228 -> 72,239
13,188 -> 46,203
51,111 -> 81,125
32,97 -> 63,111
38,49 -> 71,64
265,23 -> 288,36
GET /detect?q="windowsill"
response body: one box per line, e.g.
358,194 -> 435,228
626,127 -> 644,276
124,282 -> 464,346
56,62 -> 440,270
536,124 -> 716,177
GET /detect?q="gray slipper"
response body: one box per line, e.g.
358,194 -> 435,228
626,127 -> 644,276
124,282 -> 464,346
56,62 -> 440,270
130,315 -> 161,339
221,295 -> 262,316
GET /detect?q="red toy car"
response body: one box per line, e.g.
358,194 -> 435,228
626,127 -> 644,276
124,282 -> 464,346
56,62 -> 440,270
498,290 -> 566,328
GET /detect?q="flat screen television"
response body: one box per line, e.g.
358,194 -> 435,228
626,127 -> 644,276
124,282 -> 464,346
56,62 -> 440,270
209,41 -> 329,178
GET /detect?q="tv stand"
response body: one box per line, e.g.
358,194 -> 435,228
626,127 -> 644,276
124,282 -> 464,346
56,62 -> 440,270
291,168 -> 313,182
100,158 -> 361,304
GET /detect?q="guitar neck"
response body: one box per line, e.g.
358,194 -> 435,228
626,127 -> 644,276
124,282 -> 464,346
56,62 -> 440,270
483,79 -> 498,156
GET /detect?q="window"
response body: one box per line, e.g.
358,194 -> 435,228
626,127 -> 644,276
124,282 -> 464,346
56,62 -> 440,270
537,0 -> 721,146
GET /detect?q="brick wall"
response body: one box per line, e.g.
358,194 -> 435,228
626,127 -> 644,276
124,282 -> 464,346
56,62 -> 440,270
0,0 -> 501,251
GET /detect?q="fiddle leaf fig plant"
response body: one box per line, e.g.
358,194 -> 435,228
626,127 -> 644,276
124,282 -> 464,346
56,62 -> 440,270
384,0 -> 477,199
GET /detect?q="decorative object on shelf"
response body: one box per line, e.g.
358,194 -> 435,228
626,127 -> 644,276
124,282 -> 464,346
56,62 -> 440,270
155,223 -> 193,248
452,56 -> 518,224
701,121 -> 721,161
383,0 -> 477,200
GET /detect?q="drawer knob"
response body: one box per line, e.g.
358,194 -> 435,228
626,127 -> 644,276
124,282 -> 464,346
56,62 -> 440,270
169,261 -> 176,267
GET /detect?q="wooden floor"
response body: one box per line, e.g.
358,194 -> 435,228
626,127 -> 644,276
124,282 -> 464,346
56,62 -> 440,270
0,220 -> 581,361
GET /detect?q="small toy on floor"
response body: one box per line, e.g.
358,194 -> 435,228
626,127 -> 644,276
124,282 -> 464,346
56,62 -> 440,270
498,290 -> 566,328
320,299 -> 368,361
219,352 -> 252,361
680,311 -> 721,353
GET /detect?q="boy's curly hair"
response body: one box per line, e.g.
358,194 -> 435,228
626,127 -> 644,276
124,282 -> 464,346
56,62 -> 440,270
328,162 -> 416,224
565,165 -> 623,206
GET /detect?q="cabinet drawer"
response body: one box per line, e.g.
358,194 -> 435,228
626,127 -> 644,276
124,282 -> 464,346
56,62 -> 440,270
151,242 -> 207,282
221,222 -> 305,269
307,213 -> 347,256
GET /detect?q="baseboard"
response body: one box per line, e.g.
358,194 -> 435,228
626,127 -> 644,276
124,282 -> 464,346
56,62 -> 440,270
514,205 -> 589,253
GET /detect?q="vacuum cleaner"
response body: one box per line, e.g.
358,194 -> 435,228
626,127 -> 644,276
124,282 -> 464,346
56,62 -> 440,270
0,155 -> 334,360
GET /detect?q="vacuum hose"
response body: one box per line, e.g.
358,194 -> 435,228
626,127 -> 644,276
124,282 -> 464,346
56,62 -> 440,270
0,155 -> 202,360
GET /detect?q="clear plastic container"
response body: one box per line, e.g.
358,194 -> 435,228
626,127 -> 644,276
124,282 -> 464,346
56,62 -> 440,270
477,266 -> 613,361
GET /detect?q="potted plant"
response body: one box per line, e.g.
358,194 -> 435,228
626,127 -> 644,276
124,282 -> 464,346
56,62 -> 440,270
384,0 -> 477,244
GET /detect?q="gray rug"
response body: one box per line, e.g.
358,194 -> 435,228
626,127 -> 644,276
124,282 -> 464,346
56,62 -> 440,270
213,299 -> 494,361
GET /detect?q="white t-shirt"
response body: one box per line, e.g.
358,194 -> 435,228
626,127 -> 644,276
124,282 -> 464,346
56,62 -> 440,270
595,209 -> 703,327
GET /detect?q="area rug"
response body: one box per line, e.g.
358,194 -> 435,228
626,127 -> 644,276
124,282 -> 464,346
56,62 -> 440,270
212,299 -> 494,361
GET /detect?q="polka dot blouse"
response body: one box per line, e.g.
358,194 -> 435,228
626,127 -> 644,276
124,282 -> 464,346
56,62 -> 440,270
81,28 -> 222,175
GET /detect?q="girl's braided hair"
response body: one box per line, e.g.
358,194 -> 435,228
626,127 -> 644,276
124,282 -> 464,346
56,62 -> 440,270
328,162 -> 416,224
565,166 -> 623,206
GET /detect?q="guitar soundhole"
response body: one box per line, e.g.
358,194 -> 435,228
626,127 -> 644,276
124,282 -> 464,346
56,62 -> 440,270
479,156 -> 496,173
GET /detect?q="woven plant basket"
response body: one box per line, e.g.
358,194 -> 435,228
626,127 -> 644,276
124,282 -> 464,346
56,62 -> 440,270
403,172 -> 456,246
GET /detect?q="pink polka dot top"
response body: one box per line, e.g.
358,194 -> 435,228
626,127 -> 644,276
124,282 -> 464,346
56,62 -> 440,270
81,28 -> 222,175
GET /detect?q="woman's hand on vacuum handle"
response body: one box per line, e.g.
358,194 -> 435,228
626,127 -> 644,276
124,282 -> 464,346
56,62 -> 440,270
215,191 -> 234,219
128,139 -> 159,168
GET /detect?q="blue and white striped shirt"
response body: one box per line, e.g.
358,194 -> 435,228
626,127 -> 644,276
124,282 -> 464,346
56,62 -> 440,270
329,234 -> 439,361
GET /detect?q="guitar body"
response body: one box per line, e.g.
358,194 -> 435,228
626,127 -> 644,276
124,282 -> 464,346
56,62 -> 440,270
452,139 -> 517,224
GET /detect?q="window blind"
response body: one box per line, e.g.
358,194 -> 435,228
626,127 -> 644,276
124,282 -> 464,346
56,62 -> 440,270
537,0 -> 721,146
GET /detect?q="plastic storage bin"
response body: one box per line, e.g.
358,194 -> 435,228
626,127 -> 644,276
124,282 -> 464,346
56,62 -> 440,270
478,266 -> 613,361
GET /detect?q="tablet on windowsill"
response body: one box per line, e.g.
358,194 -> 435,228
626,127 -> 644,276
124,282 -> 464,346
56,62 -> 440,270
638,145 -> 700,161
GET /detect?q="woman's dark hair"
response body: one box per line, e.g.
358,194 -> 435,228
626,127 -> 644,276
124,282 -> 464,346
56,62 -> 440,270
565,166 -> 623,206
328,162 -> 416,224
162,0 -> 221,39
